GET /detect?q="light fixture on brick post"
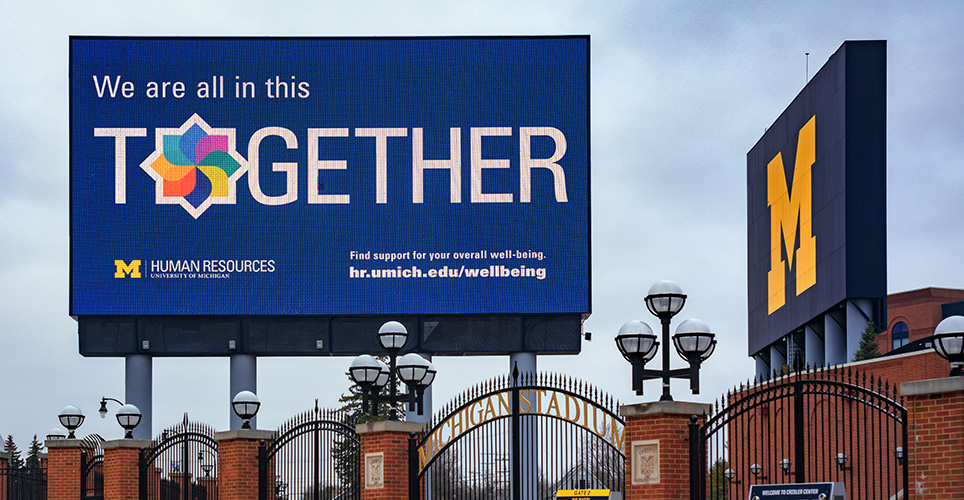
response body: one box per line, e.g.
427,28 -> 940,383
933,315 -> 964,376
58,405 -> 85,438
231,390 -> 261,429
116,404 -> 142,438
894,446 -> 905,465
616,280 -> 717,401
348,321 -> 436,420
46,427 -> 66,440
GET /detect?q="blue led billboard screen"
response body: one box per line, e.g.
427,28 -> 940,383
70,37 -> 590,317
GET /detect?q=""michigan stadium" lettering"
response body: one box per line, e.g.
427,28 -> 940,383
417,388 -> 624,473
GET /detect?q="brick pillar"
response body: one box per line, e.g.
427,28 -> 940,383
621,401 -> 711,500
901,376 -> 964,500
103,439 -> 152,500
215,429 -> 276,500
45,439 -> 83,500
356,421 -> 426,500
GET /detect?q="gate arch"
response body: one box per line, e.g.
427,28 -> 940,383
696,366 -> 907,500
80,433 -> 105,500
413,369 -> 625,500
258,404 -> 360,500
138,414 -> 219,500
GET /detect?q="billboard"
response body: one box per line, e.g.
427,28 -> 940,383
747,41 -> 886,356
70,37 -> 590,323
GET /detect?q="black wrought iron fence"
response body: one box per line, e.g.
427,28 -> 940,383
0,464 -> 47,500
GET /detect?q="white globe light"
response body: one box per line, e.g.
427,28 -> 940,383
645,280 -> 686,316
349,354 -> 382,384
397,353 -> 430,384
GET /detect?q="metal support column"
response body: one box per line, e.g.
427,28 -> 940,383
804,322 -> 825,367
847,299 -> 874,362
125,354 -> 152,440
230,354 -> 257,430
509,353 -> 537,500
754,354 -> 770,381
825,309 -> 847,366
769,342 -> 787,376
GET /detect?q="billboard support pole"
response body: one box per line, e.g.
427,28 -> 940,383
230,354 -> 257,430
125,354 -> 152,440
509,353 -> 537,499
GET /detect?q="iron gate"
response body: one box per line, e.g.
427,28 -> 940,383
258,404 -> 360,500
139,414 -> 219,500
694,366 -> 908,500
80,434 -> 105,500
411,367 -> 625,500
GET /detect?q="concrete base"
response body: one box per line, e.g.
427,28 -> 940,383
900,376 -> 964,396
356,420 -> 427,435
214,429 -> 277,441
102,439 -> 154,450
621,400 -> 713,417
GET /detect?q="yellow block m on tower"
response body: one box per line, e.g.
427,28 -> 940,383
767,115 -> 817,314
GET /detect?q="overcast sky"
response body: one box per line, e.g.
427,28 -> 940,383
2,1 -> 964,447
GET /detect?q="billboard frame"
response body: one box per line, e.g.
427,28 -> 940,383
70,35 -> 591,357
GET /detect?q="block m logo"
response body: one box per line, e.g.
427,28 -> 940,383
767,115 -> 817,314
115,260 -> 142,278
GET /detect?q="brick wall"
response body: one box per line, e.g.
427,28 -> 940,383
846,349 -> 950,383
902,378 -> 964,500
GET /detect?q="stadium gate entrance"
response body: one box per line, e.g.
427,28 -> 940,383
410,367 -> 625,500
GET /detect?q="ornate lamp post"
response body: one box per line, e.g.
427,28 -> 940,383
616,280 -> 717,401
348,321 -> 436,420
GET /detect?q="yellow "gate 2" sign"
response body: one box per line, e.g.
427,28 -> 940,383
556,489 -> 610,499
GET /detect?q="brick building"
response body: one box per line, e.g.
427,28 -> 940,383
878,287 -> 964,353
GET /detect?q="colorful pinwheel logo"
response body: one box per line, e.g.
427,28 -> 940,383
140,114 -> 246,218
